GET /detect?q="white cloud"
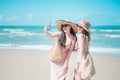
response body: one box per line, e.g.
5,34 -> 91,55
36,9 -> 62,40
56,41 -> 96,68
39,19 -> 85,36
27,13 -> 32,20
7,16 -> 18,22
0,15 -> 3,20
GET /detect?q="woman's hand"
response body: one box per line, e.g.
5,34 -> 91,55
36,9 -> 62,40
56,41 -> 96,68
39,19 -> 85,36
62,64 -> 68,73
44,25 -> 50,32
56,65 -> 68,79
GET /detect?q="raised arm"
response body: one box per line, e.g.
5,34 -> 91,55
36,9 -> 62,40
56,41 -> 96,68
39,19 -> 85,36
44,25 -> 60,38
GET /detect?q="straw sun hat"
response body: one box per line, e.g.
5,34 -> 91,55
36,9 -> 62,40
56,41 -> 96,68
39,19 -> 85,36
56,20 -> 78,33
78,19 -> 91,33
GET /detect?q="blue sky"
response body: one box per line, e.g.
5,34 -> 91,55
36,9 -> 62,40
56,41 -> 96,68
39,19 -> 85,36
0,0 -> 120,26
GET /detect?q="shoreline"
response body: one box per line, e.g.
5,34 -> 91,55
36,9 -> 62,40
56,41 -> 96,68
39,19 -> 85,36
0,47 -> 120,57
0,49 -> 120,80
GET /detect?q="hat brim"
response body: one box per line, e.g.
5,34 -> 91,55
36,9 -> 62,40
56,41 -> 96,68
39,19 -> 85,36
79,21 -> 90,33
81,25 -> 90,33
56,20 -> 78,33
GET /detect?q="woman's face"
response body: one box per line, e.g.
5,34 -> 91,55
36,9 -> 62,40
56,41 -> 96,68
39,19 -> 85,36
77,25 -> 84,33
66,25 -> 71,31
62,24 -> 71,33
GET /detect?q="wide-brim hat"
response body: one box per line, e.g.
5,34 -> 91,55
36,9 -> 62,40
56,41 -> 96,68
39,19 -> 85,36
56,20 -> 78,32
78,19 -> 91,33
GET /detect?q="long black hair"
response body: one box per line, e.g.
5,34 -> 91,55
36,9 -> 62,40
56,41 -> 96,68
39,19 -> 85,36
59,24 -> 77,47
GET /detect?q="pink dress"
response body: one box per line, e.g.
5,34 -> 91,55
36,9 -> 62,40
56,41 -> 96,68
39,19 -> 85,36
50,35 -> 74,80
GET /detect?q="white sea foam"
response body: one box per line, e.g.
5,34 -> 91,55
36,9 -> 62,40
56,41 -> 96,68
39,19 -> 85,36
100,29 -> 120,32
2,29 -> 44,36
0,44 -> 120,55
3,29 -> 24,32
102,34 -> 120,38
90,29 -> 96,32
90,47 -> 120,53
90,29 -> 120,32
0,44 -> 51,51
0,44 -> 14,47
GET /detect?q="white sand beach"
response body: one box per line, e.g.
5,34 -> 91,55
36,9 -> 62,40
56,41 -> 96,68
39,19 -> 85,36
0,49 -> 120,80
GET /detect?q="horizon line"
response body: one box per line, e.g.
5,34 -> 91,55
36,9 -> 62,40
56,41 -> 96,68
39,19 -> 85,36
0,25 -> 120,26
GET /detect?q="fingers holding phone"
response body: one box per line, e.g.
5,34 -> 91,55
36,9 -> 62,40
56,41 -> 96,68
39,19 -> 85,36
44,21 -> 51,31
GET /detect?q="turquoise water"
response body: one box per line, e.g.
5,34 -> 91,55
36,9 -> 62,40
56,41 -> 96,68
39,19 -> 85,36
0,25 -> 120,56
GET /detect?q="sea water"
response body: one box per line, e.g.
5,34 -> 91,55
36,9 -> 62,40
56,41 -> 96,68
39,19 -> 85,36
0,25 -> 120,56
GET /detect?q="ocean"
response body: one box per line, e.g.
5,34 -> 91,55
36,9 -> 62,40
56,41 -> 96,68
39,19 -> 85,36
0,25 -> 120,56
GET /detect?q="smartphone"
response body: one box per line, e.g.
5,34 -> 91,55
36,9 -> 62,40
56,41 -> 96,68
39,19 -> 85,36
47,20 -> 51,31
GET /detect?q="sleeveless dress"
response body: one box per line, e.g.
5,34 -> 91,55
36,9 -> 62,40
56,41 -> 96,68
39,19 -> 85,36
50,35 -> 73,80
72,34 -> 95,80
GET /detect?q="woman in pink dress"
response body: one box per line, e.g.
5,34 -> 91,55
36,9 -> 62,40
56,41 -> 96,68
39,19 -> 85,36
71,19 -> 95,80
44,20 -> 77,80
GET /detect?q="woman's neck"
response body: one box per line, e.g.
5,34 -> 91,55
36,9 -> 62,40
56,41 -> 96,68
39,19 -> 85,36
66,31 -> 71,36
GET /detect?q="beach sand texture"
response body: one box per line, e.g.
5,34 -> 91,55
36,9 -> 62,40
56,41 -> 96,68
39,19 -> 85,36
0,49 -> 120,80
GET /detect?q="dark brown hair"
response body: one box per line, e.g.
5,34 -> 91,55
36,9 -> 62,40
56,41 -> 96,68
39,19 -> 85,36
59,24 -> 77,47
81,29 -> 90,41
